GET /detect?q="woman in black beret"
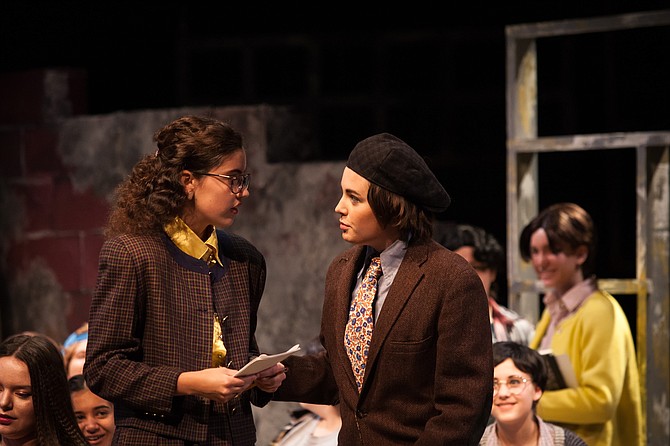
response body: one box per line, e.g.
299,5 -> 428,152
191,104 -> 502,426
274,133 -> 493,445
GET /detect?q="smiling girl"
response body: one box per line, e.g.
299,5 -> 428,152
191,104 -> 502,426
481,341 -> 586,445
520,203 -> 643,446
69,375 -> 115,446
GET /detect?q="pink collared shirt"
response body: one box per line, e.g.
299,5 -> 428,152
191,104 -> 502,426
539,277 -> 597,350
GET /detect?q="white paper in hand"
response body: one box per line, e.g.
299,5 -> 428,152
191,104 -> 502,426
234,344 -> 301,376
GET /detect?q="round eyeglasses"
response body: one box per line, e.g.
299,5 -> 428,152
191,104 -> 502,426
199,172 -> 251,194
493,375 -> 531,396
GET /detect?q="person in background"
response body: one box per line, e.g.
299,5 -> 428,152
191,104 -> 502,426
274,133 -> 493,444
520,202 -> 643,446
63,322 -> 89,378
270,337 -> 341,446
17,331 -> 62,352
0,333 -> 88,446
69,374 -> 115,446
481,341 -> 586,445
433,222 -> 535,345
84,115 -> 286,445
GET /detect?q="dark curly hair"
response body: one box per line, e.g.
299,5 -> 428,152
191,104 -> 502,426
432,222 -> 508,320
433,222 -> 504,273
1,334 -> 88,446
105,115 -> 244,237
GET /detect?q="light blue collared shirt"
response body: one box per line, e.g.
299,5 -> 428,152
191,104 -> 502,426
353,239 -> 408,322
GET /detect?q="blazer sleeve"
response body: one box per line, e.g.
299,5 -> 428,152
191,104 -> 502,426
420,253 -> 494,445
84,236 -> 184,414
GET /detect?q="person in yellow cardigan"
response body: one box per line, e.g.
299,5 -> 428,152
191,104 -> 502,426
520,202 -> 644,446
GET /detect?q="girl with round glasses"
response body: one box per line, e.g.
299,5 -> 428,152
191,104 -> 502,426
493,375 -> 530,396
84,115 -> 286,445
481,341 -> 586,446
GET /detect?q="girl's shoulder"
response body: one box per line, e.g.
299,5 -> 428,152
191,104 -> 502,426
580,289 -> 623,318
216,229 -> 264,264
557,425 -> 588,446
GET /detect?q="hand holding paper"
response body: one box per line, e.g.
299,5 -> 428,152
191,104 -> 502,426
234,344 -> 301,376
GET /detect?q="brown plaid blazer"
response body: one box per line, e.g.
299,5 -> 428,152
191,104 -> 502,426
84,230 -> 270,445
275,240 -> 494,445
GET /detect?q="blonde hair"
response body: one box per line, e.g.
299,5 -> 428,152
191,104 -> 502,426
62,322 -> 89,372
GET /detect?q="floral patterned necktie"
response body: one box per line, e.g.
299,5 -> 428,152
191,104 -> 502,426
344,256 -> 382,392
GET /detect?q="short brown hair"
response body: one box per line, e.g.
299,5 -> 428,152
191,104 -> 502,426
367,183 -> 434,244
519,202 -> 597,277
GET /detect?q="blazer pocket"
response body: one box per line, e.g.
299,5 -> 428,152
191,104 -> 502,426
387,336 -> 434,354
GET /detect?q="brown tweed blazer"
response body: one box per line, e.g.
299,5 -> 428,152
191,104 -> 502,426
84,230 -> 270,445
275,240 -> 493,445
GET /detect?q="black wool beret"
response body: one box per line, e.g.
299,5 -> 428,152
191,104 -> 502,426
346,133 -> 451,213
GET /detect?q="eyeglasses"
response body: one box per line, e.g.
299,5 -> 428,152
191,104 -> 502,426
493,375 -> 531,396
199,172 -> 251,194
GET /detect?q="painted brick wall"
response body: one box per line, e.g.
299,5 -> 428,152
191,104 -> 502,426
0,68 -> 107,341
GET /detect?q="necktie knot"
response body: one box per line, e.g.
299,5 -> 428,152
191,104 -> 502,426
367,257 -> 382,279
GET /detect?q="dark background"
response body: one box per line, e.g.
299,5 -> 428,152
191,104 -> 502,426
2,1 -> 668,307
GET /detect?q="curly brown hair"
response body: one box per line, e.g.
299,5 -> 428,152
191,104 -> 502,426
105,115 -> 244,237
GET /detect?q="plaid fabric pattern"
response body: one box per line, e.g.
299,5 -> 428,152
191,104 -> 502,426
344,256 -> 382,392
85,230 -> 268,445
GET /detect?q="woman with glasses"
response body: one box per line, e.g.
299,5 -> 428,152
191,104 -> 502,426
480,341 -> 587,446
84,115 -> 286,445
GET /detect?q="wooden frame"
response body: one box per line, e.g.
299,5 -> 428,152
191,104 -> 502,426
505,10 -> 670,444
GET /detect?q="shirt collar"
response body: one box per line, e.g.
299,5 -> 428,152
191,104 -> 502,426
360,239 -> 407,279
163,216 -> 223,267
543,277 -> 596,321
487,416 -> 554,446
536,416 -> 557,446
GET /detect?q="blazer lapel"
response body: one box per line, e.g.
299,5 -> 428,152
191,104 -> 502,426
212,258 -> 251,370
365,244 -> 428,383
